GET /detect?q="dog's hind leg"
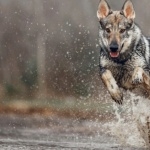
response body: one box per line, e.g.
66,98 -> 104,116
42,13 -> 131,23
101,69 -> 123,104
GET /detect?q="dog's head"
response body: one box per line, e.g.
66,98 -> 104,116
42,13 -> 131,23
97,0 -> 140,59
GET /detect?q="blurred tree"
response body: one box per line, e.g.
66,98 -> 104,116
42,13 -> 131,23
0,0 -> 148,100
33,0 -> 47,98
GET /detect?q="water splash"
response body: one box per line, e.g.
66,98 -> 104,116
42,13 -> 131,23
104,91 -> 150,148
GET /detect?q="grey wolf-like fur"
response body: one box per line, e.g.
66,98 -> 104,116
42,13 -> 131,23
98,0 -> 150,104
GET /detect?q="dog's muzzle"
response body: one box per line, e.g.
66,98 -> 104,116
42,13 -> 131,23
109,42 -> 119,58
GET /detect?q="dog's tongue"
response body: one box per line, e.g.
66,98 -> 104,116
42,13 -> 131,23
110,52 -> 119,58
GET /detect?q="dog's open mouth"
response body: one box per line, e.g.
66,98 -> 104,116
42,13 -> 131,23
110,52 -> 120,58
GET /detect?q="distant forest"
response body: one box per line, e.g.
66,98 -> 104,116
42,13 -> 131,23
0,0 -> 149,100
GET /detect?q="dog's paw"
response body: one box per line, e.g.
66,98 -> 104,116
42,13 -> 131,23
111,89 -> 123,105
132,68 -> 143,85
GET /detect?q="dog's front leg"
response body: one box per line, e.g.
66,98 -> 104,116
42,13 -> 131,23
142,72 -> 150,91
132,66 -> 150,91
132,67 -> 144,85
101,69 -> 123,104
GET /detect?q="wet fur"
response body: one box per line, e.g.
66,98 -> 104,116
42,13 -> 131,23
97,0 -> 150,104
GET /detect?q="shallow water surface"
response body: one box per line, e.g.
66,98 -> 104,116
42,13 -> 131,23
0,113 -> 146,150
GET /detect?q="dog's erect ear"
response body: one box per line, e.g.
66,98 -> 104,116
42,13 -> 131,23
97,0 -> 111,20
122,0 -> 135,19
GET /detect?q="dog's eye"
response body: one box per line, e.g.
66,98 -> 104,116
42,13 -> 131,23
105,28 -> 111,33
120,29 -> 126,34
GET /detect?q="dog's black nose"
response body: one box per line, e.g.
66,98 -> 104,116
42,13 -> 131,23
109,42 -> 118,52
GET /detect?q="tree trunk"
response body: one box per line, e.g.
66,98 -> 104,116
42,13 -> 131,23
34,0 -> 47,98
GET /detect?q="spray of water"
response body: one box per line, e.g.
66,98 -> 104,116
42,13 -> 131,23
104,91 -> 150,148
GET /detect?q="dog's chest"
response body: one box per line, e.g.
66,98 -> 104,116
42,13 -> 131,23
108,64 -> 123,81
101,58 -> 123,78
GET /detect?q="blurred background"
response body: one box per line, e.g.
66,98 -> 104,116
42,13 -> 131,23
0,0 -> 150,115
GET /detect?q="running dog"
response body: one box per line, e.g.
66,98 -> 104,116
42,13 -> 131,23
97,0 -> 150,104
